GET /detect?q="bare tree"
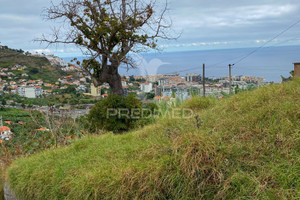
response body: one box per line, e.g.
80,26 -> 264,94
39,0 -> 175,96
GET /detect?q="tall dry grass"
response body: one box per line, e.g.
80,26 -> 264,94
6,79 -> 300,199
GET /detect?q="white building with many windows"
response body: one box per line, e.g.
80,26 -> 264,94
140,83 -> 153,93
18,87 -> 43,98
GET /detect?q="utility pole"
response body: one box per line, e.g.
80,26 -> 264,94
229,64 -> 234,95
203,63 -> 206,97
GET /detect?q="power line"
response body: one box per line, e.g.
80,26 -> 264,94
164,18 -> 300,75
206,55 -> 245,68
165,66 -> 199,75
164,54 -> 245,75
265,35 -> 300,49
233,18 -> 300,65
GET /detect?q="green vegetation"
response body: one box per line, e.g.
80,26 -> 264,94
6,79 -> 300,199
181,96 -> 217,111
0,108 -> 40,200
0,107 -> 85,200
0,108 -> 55,158
0,108 -> 84,157
0,47 -> 69,83
0,94 -> 50,107
0,166 -> 3,200
0,108 -> 34,136
145,92 -> 155,100
86,94 -> 143,133
0,93 -> 97,107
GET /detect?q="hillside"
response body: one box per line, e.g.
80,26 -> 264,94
0,47 -> 69,83
6,79 -> 300,199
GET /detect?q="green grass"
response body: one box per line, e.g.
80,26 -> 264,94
0,166 -> 3,200
180,96 -> 217,111
6,79 -> 300,199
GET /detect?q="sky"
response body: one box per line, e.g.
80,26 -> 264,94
1,0 -> 300,57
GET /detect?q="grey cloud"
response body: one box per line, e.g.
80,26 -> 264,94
0,0 -> 59,50
1,0 -> 300,54
164,0 -> 300,51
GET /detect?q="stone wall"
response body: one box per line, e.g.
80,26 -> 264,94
4,183 -> 18,200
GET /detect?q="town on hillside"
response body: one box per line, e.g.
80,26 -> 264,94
0,50 -> 269,141
0,55 -> 268,109
0,51 -> 267,102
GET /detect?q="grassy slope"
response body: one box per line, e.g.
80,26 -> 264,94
7,79 -> 300,200
0,48 -> 68,83
0,166 -> 3,200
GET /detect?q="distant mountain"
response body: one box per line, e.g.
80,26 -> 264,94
0,46 -> 74,83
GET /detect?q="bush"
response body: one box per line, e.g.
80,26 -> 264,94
29,68 -> 39,74
144,102 -> 158,113
87,94 -> 142,133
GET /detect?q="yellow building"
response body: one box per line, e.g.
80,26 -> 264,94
294,63 -> 300,78
90,83 -> 101,97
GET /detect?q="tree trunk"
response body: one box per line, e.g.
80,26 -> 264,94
108,73 -> 124,96
93,61 -> 124,96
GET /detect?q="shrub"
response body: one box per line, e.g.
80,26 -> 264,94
144,102 -> 158,114
1,99 -> 6,106
87,94 -> 142,133
29,68 -> 39,74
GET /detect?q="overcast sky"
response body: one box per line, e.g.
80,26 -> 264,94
1,0 -> 300,56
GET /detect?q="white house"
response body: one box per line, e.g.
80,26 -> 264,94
0,126 -> 12,140
46,55 -> 69,67
122,81 -> 127,87
140,82 -> 153,93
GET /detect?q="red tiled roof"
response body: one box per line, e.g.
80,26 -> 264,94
0,126 -> 10,132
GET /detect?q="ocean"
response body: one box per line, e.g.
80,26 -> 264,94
63,45 -> 300,82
